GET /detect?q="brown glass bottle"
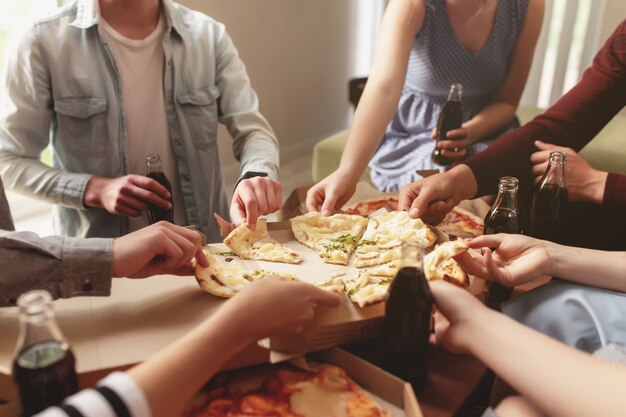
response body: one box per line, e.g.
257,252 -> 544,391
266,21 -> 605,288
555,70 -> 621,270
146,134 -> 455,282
483,177 -> 521,310
530,151 -> 568,241
384,241 -> 433,391
432,84 -> 463,166
146,154 -> 174,224
12,290 -> 79,416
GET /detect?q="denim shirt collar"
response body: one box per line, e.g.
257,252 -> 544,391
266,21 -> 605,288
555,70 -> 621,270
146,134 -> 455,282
70,0 -> 181,36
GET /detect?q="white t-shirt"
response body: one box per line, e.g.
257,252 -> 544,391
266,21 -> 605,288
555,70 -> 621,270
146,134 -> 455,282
100,16 -> 186,231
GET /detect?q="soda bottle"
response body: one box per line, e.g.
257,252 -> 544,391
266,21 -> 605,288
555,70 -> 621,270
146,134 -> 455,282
384,241 -> 433,391
530,151 -> 568,240
146,154 -> 174,224
483,177 -> 521,310
432,84 -> 463,166
12,290 -> 79,416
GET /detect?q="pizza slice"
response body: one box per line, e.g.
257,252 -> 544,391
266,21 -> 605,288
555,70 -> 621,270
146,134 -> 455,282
342,197 -> 399,216
437,206 -> 484,238
224,219 -> 302,264
290,212 -> 368,265
193,251 -> 297,298
424,239 -> 470,287
353,211 -> 437,267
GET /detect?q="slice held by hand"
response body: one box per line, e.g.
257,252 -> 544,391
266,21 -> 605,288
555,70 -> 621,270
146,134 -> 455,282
225,219 -> 302,264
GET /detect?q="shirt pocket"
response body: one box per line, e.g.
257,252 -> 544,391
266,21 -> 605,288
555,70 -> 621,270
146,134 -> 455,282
54,98 -> 108,157
177,86 -> 220,150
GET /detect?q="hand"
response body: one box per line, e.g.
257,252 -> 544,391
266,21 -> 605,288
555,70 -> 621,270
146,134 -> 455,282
530,141 -> 608,204
218,279 -> 341,342
429,280 -> 490,354
306,168 -> 358,215
230,177 -> 283,230
454,234 -> 553,287
398,164 -> 477,224
432,127 -> 472,161
112,221 -> 208,278
84,175 -> 172,217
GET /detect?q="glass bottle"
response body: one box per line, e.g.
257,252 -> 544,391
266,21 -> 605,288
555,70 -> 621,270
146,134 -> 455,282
432,84 -> 463,166
384,241 -> 433,391
483,177 -> 521,309
530,151 -> 568,240
12,290 -> 79,416
146,154 -> 174,224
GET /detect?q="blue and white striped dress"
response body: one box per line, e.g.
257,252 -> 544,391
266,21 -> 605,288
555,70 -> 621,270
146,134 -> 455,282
369,0 -> 529,192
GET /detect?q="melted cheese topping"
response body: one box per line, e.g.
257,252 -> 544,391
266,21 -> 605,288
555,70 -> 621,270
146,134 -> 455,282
290,381 -> 349,417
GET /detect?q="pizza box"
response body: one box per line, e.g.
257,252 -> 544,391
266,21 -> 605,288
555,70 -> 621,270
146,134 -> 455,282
183,347 -> 422,417
0,275 -> 271,415
203,218 -> 486,357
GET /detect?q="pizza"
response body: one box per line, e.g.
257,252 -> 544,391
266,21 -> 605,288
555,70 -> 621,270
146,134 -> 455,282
193,251 -> 297,298
290,212 -> 368,265
437,206 -> 484,238
183,363 -> 391,417
353,211 -> 437,267
342,197 -> 399,216
225,219 -> 302,264
424,240 -> 470,287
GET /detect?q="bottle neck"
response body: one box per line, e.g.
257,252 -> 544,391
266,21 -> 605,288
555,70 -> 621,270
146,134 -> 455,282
399,241 -> 424,270
539,162 -> 566,188
146,155 -> 163,175
14,291 -> 66,355
447,84 -> 463,102
492,187 -> 519,212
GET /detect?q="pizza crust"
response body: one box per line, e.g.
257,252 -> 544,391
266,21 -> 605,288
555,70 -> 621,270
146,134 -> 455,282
424,240 -> 470,287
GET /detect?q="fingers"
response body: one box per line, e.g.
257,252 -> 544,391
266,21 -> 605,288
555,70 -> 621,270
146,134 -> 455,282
398,182 -> 421,211
453,252 -> 489,279
232,183 -> 258,228
129,176 -> 172,210
320,192 -> 340,216
310,287 -> 342,307
305,187 -> 324,212
440,147 -> 467,160
232,178 -> 283,230
406,183 -> 436,219
465,234 -> 505,250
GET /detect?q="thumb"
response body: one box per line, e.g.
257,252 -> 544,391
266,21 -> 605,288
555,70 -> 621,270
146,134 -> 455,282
534,140 -> 557,151
408,186 -> 436,219
312,287 -> 342,307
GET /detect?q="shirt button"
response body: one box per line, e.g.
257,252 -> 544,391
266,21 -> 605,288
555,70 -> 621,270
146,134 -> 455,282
182,174 -> 191,182
190,211 -> 198,220
174,140 -> 181,146
167,60 -> 172,66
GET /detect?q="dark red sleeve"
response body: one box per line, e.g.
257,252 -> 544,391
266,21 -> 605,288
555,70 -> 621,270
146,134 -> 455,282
465,19 -> 626,198
604,173 -> 626,206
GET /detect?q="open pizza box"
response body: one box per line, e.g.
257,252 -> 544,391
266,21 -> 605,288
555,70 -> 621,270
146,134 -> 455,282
184,346 -> 422,417
204,181 -> 490,357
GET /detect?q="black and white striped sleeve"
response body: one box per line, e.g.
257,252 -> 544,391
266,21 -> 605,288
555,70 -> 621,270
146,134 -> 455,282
34,372 -> 151,417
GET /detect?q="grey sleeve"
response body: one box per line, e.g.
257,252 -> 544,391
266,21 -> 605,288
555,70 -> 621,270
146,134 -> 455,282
0,231 -> 113,306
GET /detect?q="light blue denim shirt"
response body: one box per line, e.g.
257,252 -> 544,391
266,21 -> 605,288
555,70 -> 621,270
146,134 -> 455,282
0,0 -> 279,242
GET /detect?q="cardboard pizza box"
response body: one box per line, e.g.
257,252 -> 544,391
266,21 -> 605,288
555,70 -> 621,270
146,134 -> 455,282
314,347 -> 423,417
183,347 -> 422,417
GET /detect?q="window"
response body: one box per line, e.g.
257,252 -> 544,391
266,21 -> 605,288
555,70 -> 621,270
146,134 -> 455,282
0,0 -> 61,234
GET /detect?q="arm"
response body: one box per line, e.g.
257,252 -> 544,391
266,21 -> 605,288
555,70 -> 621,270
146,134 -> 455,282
431,280 -> 626,417
465,20 -> 626,197
306,0 -> 425,213
456,233 -> 626,293
213,25 -> 282,227
438,0 -> 544,160
0,26 -> 90,209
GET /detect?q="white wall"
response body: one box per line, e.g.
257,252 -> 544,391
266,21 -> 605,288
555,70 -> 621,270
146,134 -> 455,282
179,0 -> 360,184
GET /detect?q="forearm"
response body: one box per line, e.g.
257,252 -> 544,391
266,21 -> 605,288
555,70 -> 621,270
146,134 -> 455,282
549,243 -> 626,292
469,310 -> 626,417
463,102 -> 517,142
127,308 -> 249,417
0,231 -> 112,306
339,84 -> 404,182
0,151 -> 91,208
